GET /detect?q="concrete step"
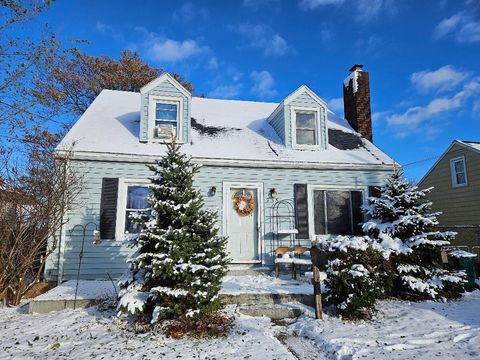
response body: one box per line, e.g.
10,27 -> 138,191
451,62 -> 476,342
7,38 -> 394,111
238,304 -> 305,320
221,292 -> 314,307
227,265 -> 271,276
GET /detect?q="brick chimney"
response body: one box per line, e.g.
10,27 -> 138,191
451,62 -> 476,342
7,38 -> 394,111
342,64 -> 373,142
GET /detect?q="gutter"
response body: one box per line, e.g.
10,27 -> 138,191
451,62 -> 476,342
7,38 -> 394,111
55,150 -> 397,171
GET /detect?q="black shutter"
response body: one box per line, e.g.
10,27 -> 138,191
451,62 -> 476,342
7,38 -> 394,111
368,185 -> 381,198
294,184 -> 310,239
351,191 -> 364,235
100,178 -> 119,239
313,190 -> 326,235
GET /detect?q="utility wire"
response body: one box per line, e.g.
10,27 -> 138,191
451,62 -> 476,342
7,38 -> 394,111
402,156 -> 440,167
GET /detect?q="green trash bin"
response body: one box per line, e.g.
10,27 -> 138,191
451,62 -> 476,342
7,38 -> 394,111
458,256 -> 477,289
446,249 -> 477,290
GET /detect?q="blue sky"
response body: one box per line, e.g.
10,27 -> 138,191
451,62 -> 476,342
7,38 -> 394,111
34,0 -> 480,182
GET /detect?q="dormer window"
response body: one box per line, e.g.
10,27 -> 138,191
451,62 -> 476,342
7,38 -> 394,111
155,102 -> 178,139
291,106 -> 321,149
295,111 -> 317,145
147,95 -> 184,142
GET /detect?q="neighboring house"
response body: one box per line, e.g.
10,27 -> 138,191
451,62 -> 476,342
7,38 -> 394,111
45,64 -> 396,282
418,140 -> 480,247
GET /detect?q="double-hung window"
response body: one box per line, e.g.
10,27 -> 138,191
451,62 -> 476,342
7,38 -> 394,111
311,189 -> 364,236
117,181 -> 150,238
154,102 -> 178,140
450,156 -> 467,187
295,111 -> 317,146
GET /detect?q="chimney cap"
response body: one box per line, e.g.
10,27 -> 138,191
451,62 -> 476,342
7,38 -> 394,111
349,64 -> 364,72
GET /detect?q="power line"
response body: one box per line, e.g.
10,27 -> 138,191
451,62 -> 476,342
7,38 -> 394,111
402,156 -> 440,167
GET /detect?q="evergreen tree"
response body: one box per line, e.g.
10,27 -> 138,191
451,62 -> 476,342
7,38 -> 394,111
363,169 -> 466,300
117,141 -> 230,324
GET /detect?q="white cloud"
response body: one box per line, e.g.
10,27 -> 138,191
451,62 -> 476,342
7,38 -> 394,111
266,34 -> 289,56
434,11 -> 480,43
230,23 -> 291,56
473,100 -> 480,115
327,97 -> 344,113
300,0 -> 398,22
206,57 -> 219,70
173,2 -> 209,22
387,96 -> 463,127
299,0 -> 345,10
250,70 -> 278,99
354,0 -> 397,23
410,65 -> 469,93
434,12 -> 464,38
371,111 -> 392,124
138,31 -> 210,63
209,84 -> 243,99
95,21 -> 124,41
387,79 -> 480,130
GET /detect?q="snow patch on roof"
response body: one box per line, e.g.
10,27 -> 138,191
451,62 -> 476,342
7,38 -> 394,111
458,140 -> 480,153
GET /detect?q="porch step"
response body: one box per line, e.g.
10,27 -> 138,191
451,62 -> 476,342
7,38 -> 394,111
227,265 -> 271,276
220,293 -> 314,307
238,304 -> 305,320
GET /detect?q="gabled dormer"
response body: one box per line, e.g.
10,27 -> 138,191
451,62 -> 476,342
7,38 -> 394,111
139,73 -> 192,143
267,85 -> 328,150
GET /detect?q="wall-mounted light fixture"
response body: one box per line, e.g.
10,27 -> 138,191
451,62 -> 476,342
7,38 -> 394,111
269,188 -> 278,201
209,186 -> 217,196
93,230 -> 102,246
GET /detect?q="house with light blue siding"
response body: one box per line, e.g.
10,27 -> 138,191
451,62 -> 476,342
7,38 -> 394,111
45,65 -> 396,282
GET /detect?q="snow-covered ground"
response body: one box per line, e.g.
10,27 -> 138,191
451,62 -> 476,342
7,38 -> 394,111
0,305 -> 294,359
33,275 -> 313,303
292,290 -> 480,359
2,290 -> 480,359
220,275 -> 312,295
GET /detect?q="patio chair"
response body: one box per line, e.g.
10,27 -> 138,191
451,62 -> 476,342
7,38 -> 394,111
274,246 -> 294,278
292,246 -> 312,279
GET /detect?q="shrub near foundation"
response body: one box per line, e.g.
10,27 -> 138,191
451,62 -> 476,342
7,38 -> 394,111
320,236 -> 390,320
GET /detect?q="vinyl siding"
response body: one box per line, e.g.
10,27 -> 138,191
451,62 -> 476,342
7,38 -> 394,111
419,143 -> 480,228
45,158 -> 393,281
139,79 -> 190,142
267,105 -> 285,143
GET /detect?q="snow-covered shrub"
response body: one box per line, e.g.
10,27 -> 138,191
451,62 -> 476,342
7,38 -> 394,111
117,141 -> 230,328
319,236 -> 389,319
363,169 -> 467,301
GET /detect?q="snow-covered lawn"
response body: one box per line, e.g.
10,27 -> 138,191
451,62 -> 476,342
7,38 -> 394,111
0,305 -> 294,359
2,291 -> 480,359
292,290 -> 480,359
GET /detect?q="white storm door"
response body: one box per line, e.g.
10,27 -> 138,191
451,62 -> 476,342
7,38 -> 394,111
226,187 -> 260,262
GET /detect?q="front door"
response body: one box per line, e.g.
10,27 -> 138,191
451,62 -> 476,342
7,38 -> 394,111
226,187 -> 260,262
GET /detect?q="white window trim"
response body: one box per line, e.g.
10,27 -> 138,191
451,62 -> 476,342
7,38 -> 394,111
148,95 -> 184,143
450,156 -> 468,188
115,178 -> 151,240
290,106 -> 322,150
307,184 -> 368,240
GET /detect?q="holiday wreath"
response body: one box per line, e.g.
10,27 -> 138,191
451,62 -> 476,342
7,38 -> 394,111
233,192 -> 255,217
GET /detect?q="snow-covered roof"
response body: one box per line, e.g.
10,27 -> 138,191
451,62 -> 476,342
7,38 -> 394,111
457,140 -> 480,154
58,89 -> 395,166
